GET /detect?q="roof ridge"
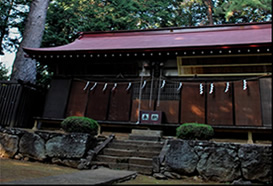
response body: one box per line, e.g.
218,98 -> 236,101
78,22 -> 272,39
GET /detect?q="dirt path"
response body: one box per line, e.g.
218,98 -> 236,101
1,158 -> 224,185
0,158 -> 78,183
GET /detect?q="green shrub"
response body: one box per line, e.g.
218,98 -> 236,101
176,123 -> 214,140
61,116 -> 99,134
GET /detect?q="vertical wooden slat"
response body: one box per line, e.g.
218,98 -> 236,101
180,82 -> 205,124
0,85 -> 8,124
0,82 -> 44,128
207,82 -> 233,125
66,80 -> 89,117
259,77 -> 272,127
85,83 -> 111,120
7,85 -> 21,127
234,80 -> 262,126
108,84 -> 132,121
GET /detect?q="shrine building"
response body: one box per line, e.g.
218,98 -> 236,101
23,21 -> 272,137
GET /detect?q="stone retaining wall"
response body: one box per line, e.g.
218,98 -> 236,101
160,139 -> 272,184
0,127 -> 97,169
1,127 -> 272,184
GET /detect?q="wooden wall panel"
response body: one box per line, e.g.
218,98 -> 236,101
108,84 -> 132,121
234,80 -> 262,126
86,83 -> 111,120
259,78 -> 272,127
180,83 -> 205,124
207,82 -> 233,125
66,80 -> 89,117
156,100 -> 180,123
130,99 -> 155,122
43,79 -> 71,118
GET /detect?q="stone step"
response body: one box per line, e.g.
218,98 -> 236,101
93,134 -> 165,175
108,140 -> 164,151
128,164 -> 153,175
129,129 -> 163,141
131,129 -> 163,137
129,157 -> 153,166
91,161 -> 153,175
128,135 -> 161,141
95,155 -> 153,166
113,139 -> 165,146
102,148 -> 160,158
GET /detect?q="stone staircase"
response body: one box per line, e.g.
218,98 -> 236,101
91,130 -> 164,175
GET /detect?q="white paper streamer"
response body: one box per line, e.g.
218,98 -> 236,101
112,83 -> 117,91
90,82 -> 97,91
160,80 -> 166,89
102,83 -> 108,91
126,82 -> 132,91
141,80 -> 147,89
224,82 -> 230,93
200,83 -> 204,95
177,82 -> 183,92
243,80 -> 247,90
209,83 -> 214,94
83,81 -> 90,90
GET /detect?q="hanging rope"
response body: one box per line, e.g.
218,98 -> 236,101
157,69 -> 163,107
137,67 -> 146,124
75,74 -> 269,95
149,69 -> 154,108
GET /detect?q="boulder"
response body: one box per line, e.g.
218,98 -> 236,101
196,144 -> 241,182
45,133 -> 92,158
239,144 -> 272,183
19,132 -> 46,161
0,133 -> 19,158
165,140 -> 199,174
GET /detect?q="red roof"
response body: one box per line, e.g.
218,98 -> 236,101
24,22 -> 272,54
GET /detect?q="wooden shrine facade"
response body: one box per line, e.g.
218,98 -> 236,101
23,22 -> 272,133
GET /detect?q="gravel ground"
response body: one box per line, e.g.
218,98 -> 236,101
0,158 -> 225,185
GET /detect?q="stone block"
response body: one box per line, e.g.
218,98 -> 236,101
19,132 -> 46,161
0,133 -> 19,158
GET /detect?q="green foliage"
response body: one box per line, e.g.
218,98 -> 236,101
0,62 -> 9,80
176,123 -> 214,140
61,116 -> 99,134
215,0 -> 272,23
0,0 -> 31,54
41,0 -> 272,48
36,62 -> 53,87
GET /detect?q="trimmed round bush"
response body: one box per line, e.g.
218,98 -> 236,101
176,123 -> 214,140
61,116 -> 99,134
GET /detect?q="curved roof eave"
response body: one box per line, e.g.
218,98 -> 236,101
23,22 -> 272,55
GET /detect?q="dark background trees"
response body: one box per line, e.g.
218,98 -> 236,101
1,0 -> 272,85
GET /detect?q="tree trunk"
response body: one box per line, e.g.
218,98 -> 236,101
204,0 -> 214,25
11,0 -> 50,84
